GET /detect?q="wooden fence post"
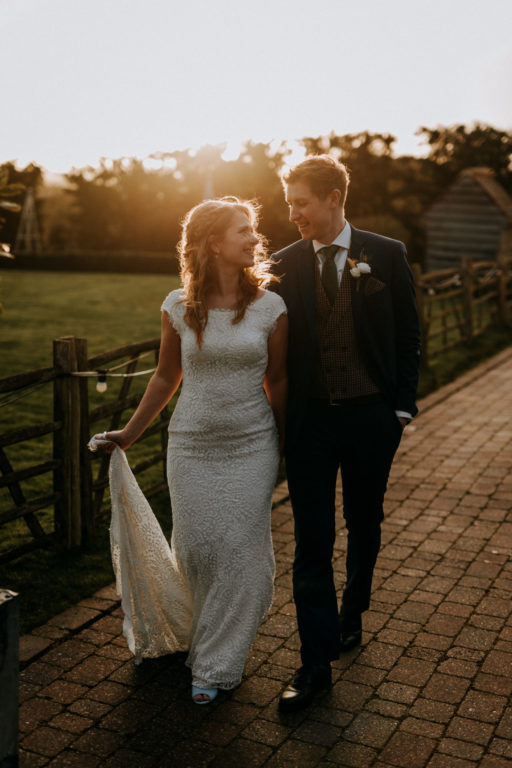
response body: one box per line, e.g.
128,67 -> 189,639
0,589 -> 19,768
496,230 -> 511,326
53,336 -> 82,549
412,263 -> 429,368
75,337 -> 95,544
462,256 -> 474,343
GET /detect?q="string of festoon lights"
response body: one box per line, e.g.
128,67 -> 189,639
69,350 -> 156,392
71,367 -> 156,393
0,353 -> 156,408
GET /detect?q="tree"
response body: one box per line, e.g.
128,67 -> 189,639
416,123 -> 512,191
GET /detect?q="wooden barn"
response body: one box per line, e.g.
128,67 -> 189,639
423,167 -> 512,271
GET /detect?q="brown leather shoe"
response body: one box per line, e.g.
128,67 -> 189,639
279,665 -> 331,712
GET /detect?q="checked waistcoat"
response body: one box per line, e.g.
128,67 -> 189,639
311,258 -> 380,400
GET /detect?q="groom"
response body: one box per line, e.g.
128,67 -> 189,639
272,155 -> 420,712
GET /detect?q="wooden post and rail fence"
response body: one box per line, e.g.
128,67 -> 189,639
1,255 -> 511,564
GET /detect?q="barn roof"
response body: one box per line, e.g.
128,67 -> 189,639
458,168 -> 512,223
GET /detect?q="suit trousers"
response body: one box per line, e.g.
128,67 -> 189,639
285,398 -> 403,666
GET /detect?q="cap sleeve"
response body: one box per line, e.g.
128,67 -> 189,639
161,289 -> 185,335
264,291 -> 287,336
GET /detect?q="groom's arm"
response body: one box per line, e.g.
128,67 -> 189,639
390,244 -> 421,418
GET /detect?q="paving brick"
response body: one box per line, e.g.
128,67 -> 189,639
208,738 -> 272,767
87,681 -> 132,705
386,657 -> 435,687
242,719 -> 292,746
481,650 -> 512,678
438,736 -> 484,761
47,606 -> 100,631
495,706 -> 512,740
42,640 -> 95,670
436,658 -> 478,679
394,601 -> 436,623
445,715 -> 494,745
310,706 -> 353,728
64,655 -> 123,685
489,737 -> 512,759
39,681 -> 89,705
19,699 -> 63,733
47,712 -> 93,734
327,740 -> 378,766
473,672 -> 512,696
18,748 -> 50,767
101,748 -> 155,767
455,626 -> 498,650
47,750 -> 102,767
328,680 -> 373,712
68,698 -> 112,719
342,663 -> 387,687
19,635 -> 53,664
409,699 -> 455,724
232,675 -> 283,706
399,717 -> 444,739
437,600 -> 473,617
343,712 -> 398,748
478,757 -> 512,768
21,727 -> 75,758
292,719 -> 342,747
71,727 -> 125,757
457,689 -> 507,723
424,613 -> 466,636
100,699 -> 162,734
425,756 -> 475,768
477,596 -> 511,617
366,698 -> 408,719
20,663 -> 62,688
377,682 -> 418,704
422,673 -> 470,704
379,731 -> 436,767
357,642 -> 403,670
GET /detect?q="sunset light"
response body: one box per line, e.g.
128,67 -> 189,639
1,0 -> 511,173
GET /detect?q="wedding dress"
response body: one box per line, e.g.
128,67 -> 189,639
91,288 -> 287,690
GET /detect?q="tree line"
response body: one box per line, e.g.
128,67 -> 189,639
2,123 -> 511,266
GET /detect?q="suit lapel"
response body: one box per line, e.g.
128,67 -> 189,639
348,225 -> 367,319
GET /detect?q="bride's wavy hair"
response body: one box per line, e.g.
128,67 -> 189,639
177,196 -> 277,347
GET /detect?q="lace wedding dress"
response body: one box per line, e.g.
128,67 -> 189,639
93,289 -> 287,691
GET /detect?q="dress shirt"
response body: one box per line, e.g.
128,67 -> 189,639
313,222 -> 351,287
312,221 -> 412,423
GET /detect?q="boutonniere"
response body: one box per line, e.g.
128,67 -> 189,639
347,249 -> 371,290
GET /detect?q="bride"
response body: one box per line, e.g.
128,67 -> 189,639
94,197 -> 288,704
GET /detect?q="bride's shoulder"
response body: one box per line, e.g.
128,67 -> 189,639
161,288 -> 185,314
259,289 -> 287,311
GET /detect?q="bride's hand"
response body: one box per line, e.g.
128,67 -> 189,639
93,429 -> 133,453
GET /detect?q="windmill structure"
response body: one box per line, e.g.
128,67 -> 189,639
14,187 -> 43,255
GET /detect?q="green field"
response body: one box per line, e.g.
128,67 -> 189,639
0,269 -> 181,375
1,268 -> 510,633
1,270 -> 182,631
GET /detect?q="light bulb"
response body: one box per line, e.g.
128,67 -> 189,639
96,371 -> 107,393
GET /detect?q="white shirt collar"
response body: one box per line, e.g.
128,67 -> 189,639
313,221 -> 351,254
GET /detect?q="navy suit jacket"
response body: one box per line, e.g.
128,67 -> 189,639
272,225 -> 421,442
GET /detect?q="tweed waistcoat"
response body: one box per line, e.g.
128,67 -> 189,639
312,259 -> 380,399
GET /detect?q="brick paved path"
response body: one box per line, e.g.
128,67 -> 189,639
18,348 -> 512,767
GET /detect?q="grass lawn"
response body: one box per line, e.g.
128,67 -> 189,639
0,268 -> 510,634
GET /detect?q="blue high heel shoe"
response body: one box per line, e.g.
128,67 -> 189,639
191,685 -> 218,705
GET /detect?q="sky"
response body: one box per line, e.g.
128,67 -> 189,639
1,0 -> 511,173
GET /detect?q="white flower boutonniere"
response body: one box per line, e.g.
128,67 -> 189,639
347,251 -> 371,289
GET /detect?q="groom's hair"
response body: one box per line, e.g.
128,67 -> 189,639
283,154 -> 349,207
